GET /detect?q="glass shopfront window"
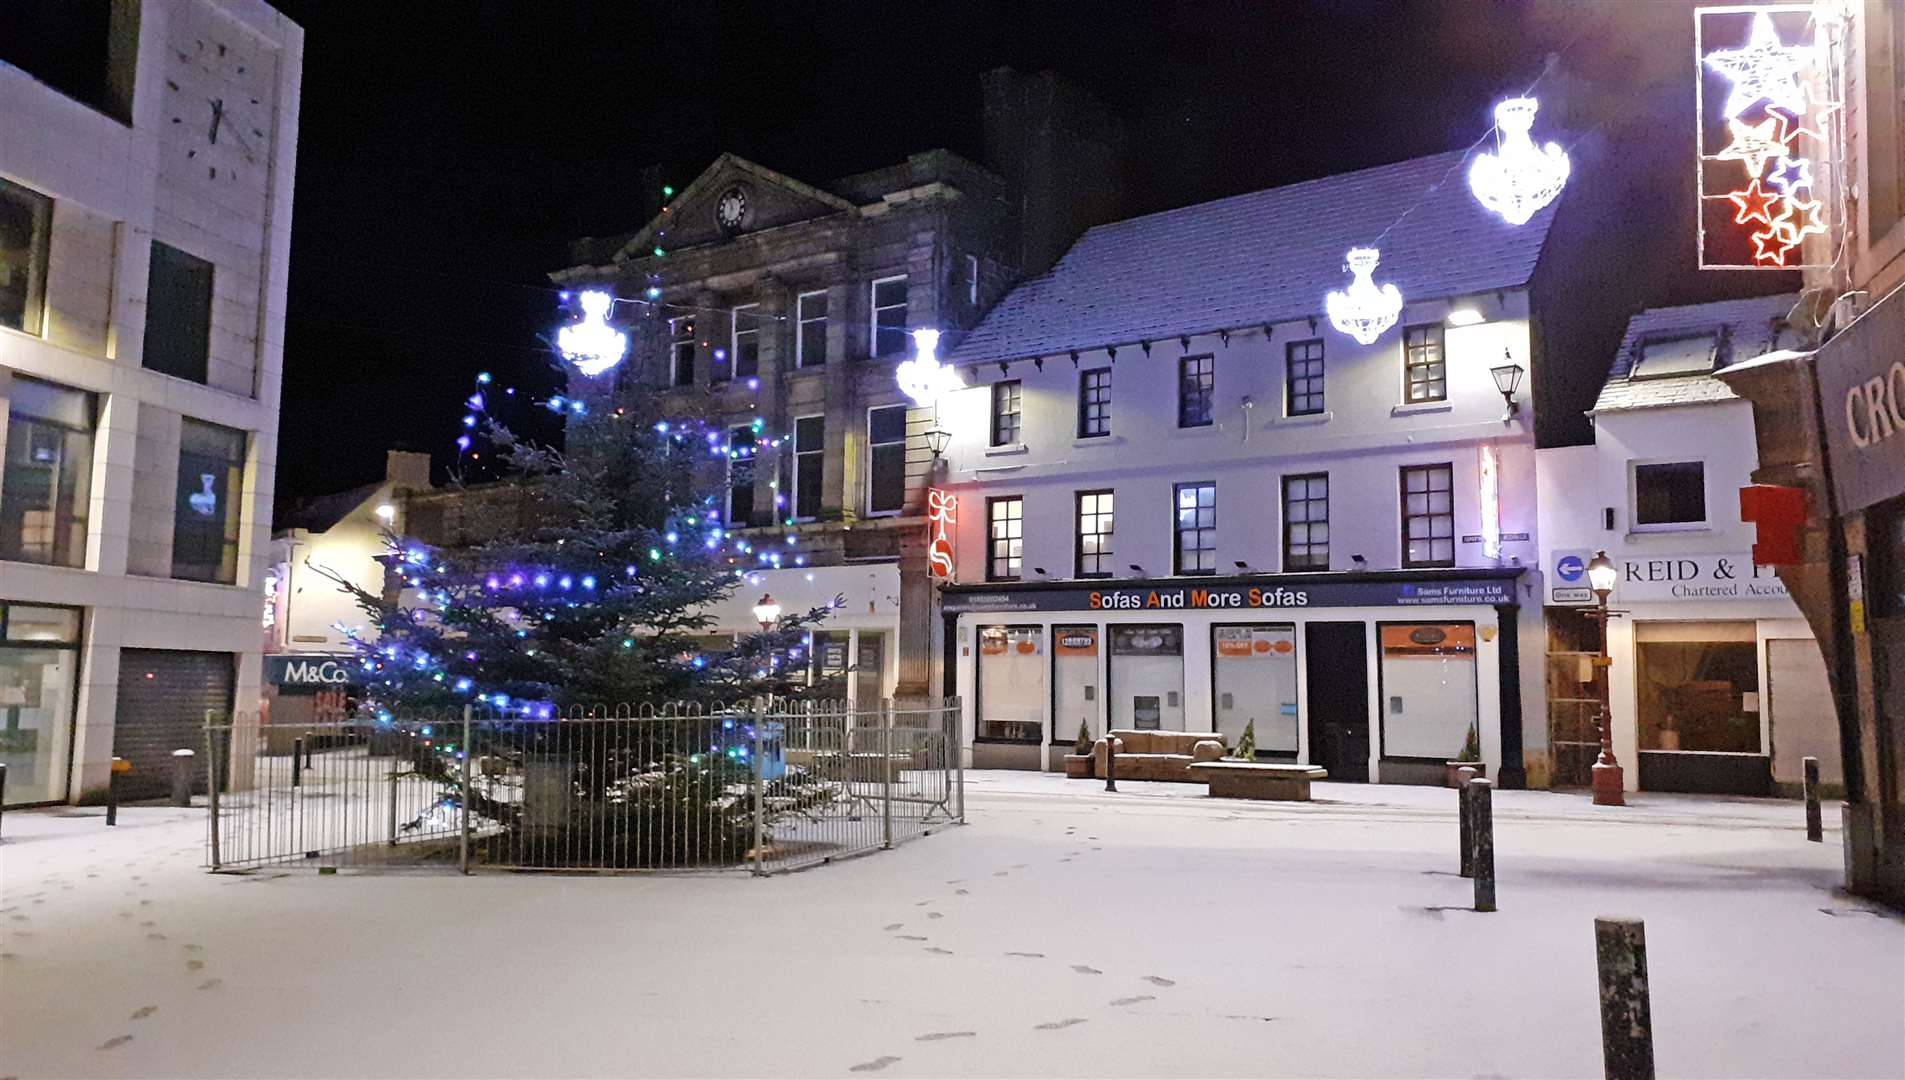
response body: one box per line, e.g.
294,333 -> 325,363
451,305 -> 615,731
1050,625 -> 1099,745
2,376 -> 97,567
1378,623 -> 1479,759
1635,622 -> 1761,753
1109,624 -> 1184,731
977,625 -> 1043,742
0,602 -> 82,805
1212,624 -> 1298,755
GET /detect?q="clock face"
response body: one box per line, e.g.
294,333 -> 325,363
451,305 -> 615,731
715,186 -> 749,231
166,37 -> 266,184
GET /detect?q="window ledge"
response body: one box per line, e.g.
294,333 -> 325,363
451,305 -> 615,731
984,443 -> 1029,457
1072,435 -> 1124,448
1270,411 -> 1332,428
1391,401 -> 1453,417
1172,424 -> 1221,438
1626,525 -> 1714,538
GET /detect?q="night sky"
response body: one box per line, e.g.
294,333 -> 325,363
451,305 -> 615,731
269,0 -> 1792,510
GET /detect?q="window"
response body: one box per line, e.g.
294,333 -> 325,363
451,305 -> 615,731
976,625 -> 1043,741
731,304 -> 761,379
1,377 -> 96,567
0,178 -> 52,336
1631,334 -> 1718,379
1400,463 -> 1455,568
871,276 -> 908,357
172,418 -> 246,584
987,496 -> 1023,581
1178,354 -> 1214,427
1281,473 -> 1329,571
1634,622 -> 1761,753
792,415 -> 823,520
727,425 -> 757,526
796,290 -> 828,367
1174,482 -> 1217,574
990,380 -> 1022,446
1632,460 -> 1707,530
1379,623 -> 1479,758
866,405 -> 908,515
142,242 -> 214,384
0,601 -> 84,805
668,316 -> 696,386
0,0 -> 129,122
1075,490 -> 1114,578
1403,324 -> 1446,403
966,254 -> 980,307
1285,339 -> 1325,416
1078,368 -> 1111,438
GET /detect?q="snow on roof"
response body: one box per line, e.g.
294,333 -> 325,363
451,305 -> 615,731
946,150 -> 1558,364
1594,293 -> 1800,413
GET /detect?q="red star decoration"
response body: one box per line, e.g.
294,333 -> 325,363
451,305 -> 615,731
1728,178 -> 1779,226
1751,226 -> 1798,266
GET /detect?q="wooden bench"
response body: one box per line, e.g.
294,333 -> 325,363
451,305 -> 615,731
1187,761 -> 1329,801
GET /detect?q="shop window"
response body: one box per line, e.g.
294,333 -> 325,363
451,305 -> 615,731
792,415 -> 823,521
0,602 -> 83,806
866,405 -> 907,515
871,275 -> 908,357
142,242 -> 214,385
731,304 -> 760,379
796,291 -> 828,367
0,177 -> 52,336
171,418 -> 246,584
1872,494 -> 1905,618
1401,463 -> 1454,567
809,630 -> 850,699
1,376 -> 96,567
1051,625 -> 1100,744
1178,354 -> 1214,427
977,626 -> 1043,742
987,496 -> 1023,581
991,380 -> 1022,446
1109,624 -> 1184,730
1281,472 -> 1328,571
1213,624 -> 1298,755
1635,623 -> 1761,753
1403,324 -> 1446,403
1285,339 -> 1325,416
1078,367 -> 1111,438
1075,490 -> 1113,578
727,425 -> 756,527
1632,460 -> 1707,530
669,316 -> 696,386
1378,623 -> 1478,759
1174,482 -> 1217,574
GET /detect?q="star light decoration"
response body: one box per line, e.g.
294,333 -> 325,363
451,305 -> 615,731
1699,7 -> 1836,268
1325,247 -> 1403,345
1467,96 -> 1570,226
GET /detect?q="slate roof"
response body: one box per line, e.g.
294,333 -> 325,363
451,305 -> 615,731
946,150 -> 1558,364
276,482 -> 382,534
1593,293 -> 1800,414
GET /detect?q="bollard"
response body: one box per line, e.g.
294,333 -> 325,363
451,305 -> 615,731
106,756 -> 129,825
881,700 -> 895,851
387,752 -> 401,848
291,737 -> 303,788
0,761 -> 7,840
1594,917 -> 1655,1080
170,748 -> 195,807
205,727 -> 222,870
1457,766 -> 1478,877
1103,734 -> 1118,793
1470,778 -> 1495,912
1803,756 -> 1822,843
303,732 -> 315,771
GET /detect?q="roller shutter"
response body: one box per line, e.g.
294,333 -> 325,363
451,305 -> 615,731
112,649 -> 233,799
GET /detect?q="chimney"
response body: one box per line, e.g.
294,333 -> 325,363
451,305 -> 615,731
384,450 -> 432,491
980,67 -> 1131,277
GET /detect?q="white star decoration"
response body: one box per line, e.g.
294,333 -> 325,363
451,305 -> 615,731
1703,11 -> 1810,119
1716,116 -> 1788,178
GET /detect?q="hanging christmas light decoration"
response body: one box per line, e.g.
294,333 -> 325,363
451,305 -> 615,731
1467,96 -> 1571,225
1702,10 -> 1809,119
556,289 -> 628,377
1324,248 -> 1403,345
894,327 -> 965,407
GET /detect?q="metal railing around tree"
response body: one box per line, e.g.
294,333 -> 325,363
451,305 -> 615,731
201,698 -> 963,875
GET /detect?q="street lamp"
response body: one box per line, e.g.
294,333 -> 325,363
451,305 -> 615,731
1490,358 -> 1525,421
751,592 -> 782,633
1584,550 -> 1625,806
922,428 -> 951,459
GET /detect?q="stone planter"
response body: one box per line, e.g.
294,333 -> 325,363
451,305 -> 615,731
1444,761 -> 1487,788
1063,754 -> 1094,779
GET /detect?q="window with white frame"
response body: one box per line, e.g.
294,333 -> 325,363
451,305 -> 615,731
1174,482 -> 1217,574
669,316 -> 696,386
988,496 -> 1023,581
1078,367 -> 1111,438
1401,463 -> 1455,567
866,404 -> 907,515
727,425 -> 757,526
1281,473 -> 1329,571
871,275 -> 909,356
1632,460 -> 1707,530
0,177 -> 52,336
731,303 -> 760,379
1402,324 -> 1446,403
796,290 -> 828,368
792,415 -> 823,520
1179,354 -> 1214,427
991,380 -> 1022,446
1285,338 -> 1325,416
1075,490 -> 1114,578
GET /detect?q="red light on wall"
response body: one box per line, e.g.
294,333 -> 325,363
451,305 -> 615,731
1739,484 -> 1807,565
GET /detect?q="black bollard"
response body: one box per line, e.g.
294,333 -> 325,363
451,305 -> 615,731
0,761 -> 8,839
1594,917 -> 1655,1080
1103,735 -> 1118,793
1470,778 -> 1495,912
303,732 -> 315,771
1457,766 -> 1478,877
170,748 -> 195,807
291,737 -> 303,788
1803,756 -> 1822,842
106,756 -> 125,826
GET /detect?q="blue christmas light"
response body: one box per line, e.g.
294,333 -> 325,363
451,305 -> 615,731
476,372 -> 492,384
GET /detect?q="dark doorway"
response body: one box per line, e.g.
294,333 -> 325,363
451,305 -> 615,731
1306,621 -> 1369,782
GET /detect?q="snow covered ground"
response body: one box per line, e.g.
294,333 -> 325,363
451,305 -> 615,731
2,772 -> 1901,1078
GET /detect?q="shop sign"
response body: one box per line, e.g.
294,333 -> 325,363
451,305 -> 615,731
1816,288 -> 1905,512
1615,552 -> 1789,603
1111,625 -> 1182,656
940,575 -> 1518,614
265,654 -> 357,693
1054,629 -> 1098,655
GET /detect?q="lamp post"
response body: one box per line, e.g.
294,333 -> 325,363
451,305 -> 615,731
1490,358 -> 1525,422
1584,550 -> 1625,806
751,593 -> 782,633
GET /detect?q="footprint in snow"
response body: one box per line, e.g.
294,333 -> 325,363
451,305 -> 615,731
926,912 -> 943,920
945,879 -> 964,885
1110,995 -> 1154,1006
146,933 -> 168,942
1034,1018 -> 1087,1030
882,923 -> 904,931
97,1035 -> 133,1051
1070,964 -> 1101,975
1143,975 -> 1176,987
914,1031 -> 974,1041
131,1005 -> 157,1021
1004,951 -> 1044,959
924,947 -> 954,955
0,953 -> 17,962
849,1056 -> 901,1072
182,944 -> 203,953
186,959 -> 205,971
955,889 -> 969,896
140,920 -> 156,928
197,978 -> 222,991
992,871 -> 1009,877
895,934 -> 928,941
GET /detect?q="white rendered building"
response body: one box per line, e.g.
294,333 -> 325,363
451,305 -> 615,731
0,1 -> 302,804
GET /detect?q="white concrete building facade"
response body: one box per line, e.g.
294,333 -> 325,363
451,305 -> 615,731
0,0 -> 302,804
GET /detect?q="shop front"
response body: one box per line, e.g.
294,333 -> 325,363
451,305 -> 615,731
0,601 -> 83,806
942,569 -> 1526,785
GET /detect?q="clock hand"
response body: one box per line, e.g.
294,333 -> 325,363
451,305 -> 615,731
208,98 -> 223,143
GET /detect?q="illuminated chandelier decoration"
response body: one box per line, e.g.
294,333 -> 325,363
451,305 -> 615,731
1467,97 -> 1570,225
894,328 -> 965,407
556,289 -> 629,377
1696,7 -> 1835,269
1325,248 -> 1403,345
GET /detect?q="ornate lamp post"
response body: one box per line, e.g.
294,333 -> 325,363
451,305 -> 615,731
751,593 -> 782,633
1585,550 -> 1625,806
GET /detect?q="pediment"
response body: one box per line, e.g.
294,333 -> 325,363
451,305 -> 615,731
615,153 -> 855,260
